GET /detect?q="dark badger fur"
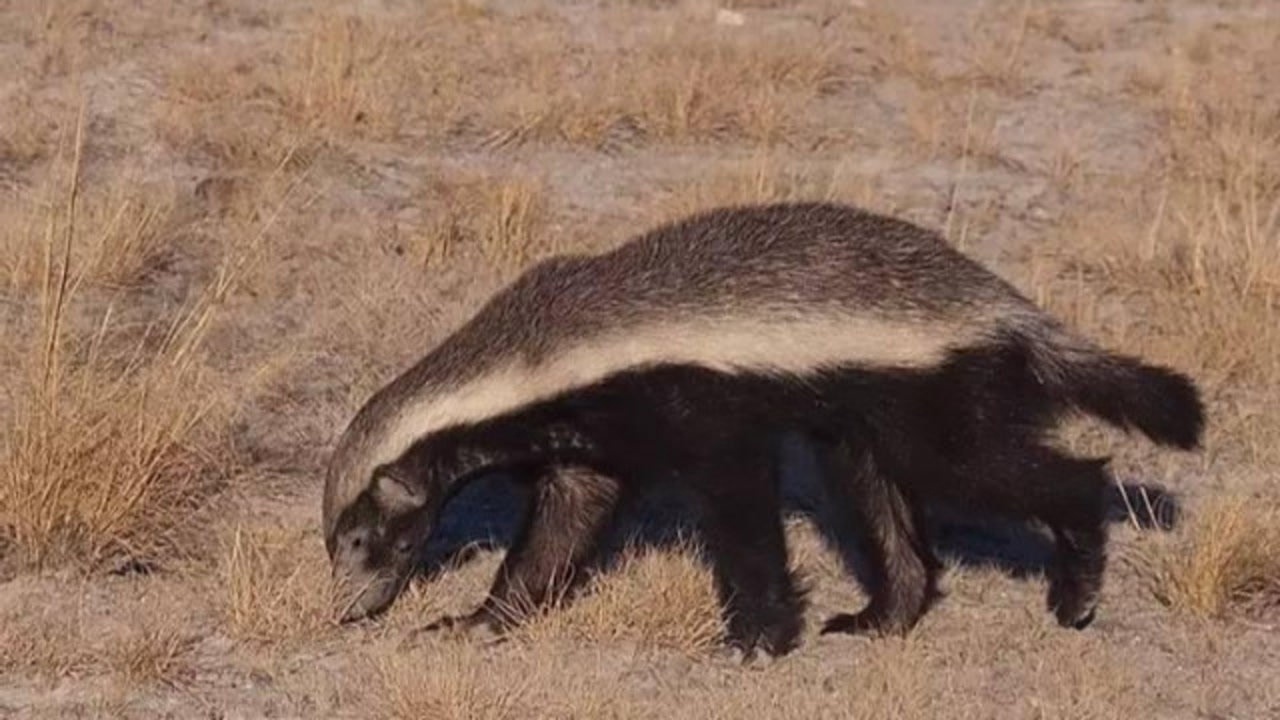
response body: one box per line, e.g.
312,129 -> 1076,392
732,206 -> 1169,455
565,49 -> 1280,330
323,202 -> 1203,657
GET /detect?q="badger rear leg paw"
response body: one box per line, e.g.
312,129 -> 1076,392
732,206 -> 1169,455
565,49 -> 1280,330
1047,570 -> 1100,631
1047,524 -> 1106,630
1033,453 -> 1110,631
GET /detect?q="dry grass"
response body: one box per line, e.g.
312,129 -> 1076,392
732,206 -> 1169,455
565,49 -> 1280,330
1,179 -> 180,292
696,637 -> 933,720
154,8 -> 471,164
1135,496 -> 1280,619
158,48 -> 314,174
278,16 -> 406,141
156,11 -> 416,171
472,177 -> 551,272
516,540 -> 724,654
507,22 -> 842,147
1035,22 -> 1280,624
0,85 -> 65,172
99,618 -> 195,687
368,644 -> 530,720
855,2 -> 937,85
962,0 -> 1036,95
1028,5 -> 1108,55
407,172 -> 554,274
1038,22 -> 1280,466
905,85 -> 1004,166
160,5 -> 843,158
0,601 -> 96,680
218,524 -> 339,644
0,585 -> 196,688
659,154 -> 889,221
0,131 -> 229,570
3,0 -> 105,78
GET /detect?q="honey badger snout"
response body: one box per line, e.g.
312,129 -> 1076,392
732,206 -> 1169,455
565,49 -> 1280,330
335,570 -> 405,622
330,535 -> 419,622
327,464 -> 434,622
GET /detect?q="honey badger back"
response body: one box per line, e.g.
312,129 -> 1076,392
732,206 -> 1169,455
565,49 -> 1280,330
322,202 -> 1203,655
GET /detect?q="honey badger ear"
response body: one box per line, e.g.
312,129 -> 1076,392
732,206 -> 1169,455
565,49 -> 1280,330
372,463 -> 427,513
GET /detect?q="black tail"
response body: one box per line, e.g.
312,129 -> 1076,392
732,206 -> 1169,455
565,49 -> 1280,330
1030,336 -> 1205,450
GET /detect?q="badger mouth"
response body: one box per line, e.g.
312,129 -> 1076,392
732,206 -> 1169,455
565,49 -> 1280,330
336,569 -> 412,623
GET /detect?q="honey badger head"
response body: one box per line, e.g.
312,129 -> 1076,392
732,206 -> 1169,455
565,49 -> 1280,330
324,433 -> 434,622
322,201 -> 1041,621
324,473 -> 426,621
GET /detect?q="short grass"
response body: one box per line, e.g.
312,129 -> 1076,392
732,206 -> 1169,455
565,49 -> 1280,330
515,540 -> 724,654
1136,495 -> 1280,619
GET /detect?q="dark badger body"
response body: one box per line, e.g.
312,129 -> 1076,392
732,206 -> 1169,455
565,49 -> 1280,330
324,202 -> 1203,657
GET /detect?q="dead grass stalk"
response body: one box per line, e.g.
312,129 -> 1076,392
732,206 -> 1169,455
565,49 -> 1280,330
1135,496 -> 1280,618
515,539 -> 724,654
219,525 -> 340,644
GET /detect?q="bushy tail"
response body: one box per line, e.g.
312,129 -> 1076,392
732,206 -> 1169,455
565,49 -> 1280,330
1026,328 -> 1205,450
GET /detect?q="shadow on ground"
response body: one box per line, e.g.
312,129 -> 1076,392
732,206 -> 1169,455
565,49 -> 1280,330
417,441 -> 1183,599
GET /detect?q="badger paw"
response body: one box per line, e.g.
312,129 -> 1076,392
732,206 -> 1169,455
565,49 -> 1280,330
820,611 -> 882,636
1047,577 -> 1100,630
409,607 -> 509,646
716,641 -> 783,668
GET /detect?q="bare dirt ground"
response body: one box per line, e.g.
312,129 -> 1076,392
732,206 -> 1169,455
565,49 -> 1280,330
1,1 -> 1278,718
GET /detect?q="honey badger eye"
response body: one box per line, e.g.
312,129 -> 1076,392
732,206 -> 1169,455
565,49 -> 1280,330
394,539 -> 413,555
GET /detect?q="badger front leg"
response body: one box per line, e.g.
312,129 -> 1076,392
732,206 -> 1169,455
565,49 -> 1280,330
816,438 -> 938,637
423,464 -> 623,638
699,455 -> 805,659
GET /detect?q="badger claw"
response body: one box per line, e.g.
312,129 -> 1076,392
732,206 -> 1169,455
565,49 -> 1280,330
409,608 -> 508,645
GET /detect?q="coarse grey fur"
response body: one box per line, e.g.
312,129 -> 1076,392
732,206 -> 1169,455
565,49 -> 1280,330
322,201 -> 1203,653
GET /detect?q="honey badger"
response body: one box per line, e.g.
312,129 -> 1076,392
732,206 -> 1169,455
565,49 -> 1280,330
323,201 -> 1203,656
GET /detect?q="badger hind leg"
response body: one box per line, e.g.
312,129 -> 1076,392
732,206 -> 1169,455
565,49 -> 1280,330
950,443 -> 1111,630
1037,454 -> 1110,630
698,454 -> 805,659
815,438 -> 938,637
424,464 -> 623,638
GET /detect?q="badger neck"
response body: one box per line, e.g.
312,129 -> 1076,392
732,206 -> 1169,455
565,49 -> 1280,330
407,413 -> 594,510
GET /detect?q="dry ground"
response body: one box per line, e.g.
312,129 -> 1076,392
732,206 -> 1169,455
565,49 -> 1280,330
2,0 -> 1278,717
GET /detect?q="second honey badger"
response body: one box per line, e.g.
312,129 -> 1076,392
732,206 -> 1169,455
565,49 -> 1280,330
323,202 -> 1204,657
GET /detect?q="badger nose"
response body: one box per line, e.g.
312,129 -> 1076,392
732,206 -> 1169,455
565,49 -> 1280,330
337,575 -> 400,623
339,590 -> 382,623
339,602 -> 371,624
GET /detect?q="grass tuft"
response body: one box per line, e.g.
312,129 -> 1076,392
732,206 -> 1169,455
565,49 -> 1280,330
1135,496 -> 1280,619
659,154 -> 890,222
515,540 -> 724,654
370,644 -> 529,720
411,173 -> 553,273
0,603 -> 95,680
0,125 -> 228,570
100,620 -> 195,687
1,181 -> 179,293
219,525 -> 340,644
